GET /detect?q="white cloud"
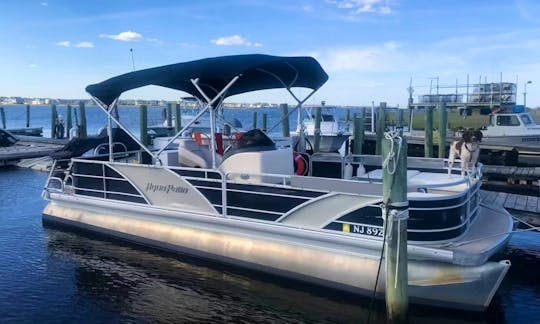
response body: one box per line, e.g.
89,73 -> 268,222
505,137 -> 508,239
100,31 -> 143,42
326,0 -> 393,15
75,41 -> 94,48
302,5 -> 314,12
29,64 -> 38,68
211,35 -> 246,46
211,35 -> 262,47
55,41 -> 70,47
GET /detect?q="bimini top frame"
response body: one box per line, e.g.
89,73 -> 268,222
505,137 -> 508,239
85,54 -> 329,166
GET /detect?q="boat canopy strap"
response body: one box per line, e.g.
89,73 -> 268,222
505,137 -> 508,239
86,54 -> 329,107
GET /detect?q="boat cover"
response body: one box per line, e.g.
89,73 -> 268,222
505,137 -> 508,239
86,54 -> 328,107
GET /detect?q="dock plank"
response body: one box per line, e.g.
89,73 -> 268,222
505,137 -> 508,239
504,193 -> 518,210
526,196 -> 538,213
481,191 -> 498,204
493,192 -> 509,207
514,195 -> 528,211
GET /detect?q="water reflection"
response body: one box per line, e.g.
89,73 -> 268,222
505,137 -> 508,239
43,222 -> 523,324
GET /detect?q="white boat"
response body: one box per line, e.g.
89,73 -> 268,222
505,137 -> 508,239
42,54 -> 513,311
292,106 -> 351,153
480,106 -> 540,147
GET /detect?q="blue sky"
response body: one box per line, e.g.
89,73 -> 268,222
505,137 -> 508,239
1,0 -> 539,107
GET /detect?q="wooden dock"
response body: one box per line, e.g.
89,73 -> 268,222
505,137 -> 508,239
0,135 -> 66,166
480,190 -> 540,226
482,165 -> 540,185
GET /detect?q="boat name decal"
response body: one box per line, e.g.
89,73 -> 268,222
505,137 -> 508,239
145,182 -> 189,194
521,137 -> 540,142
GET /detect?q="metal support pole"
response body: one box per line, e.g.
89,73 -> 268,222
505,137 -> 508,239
376,102 -> 386,155
382,129 -> 409,323
425,106 -> 434,158
262,113 -> 267,132
438,102 -> 447,158
313,106 -> 322,153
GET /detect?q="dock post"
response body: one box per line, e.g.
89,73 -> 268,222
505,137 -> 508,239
397,109 -> 404,128
280,103 -> 290,137
139,104 -> 150,164
140,104 -> 149,146
252,111 -> 258,129
262,113 -> 268,132
438,102 -> 447,158
382,128 -> 409,323
353,109 -> 365,155
376,102 -> 387,155
166,102 -> 173,132
26,105 -> 30,128
78,101 -> 87,138
0,107 -> 5,129
313,106 -> 322,153
174,103 -> 182,134
345,109 -> 351,132
51,104 -> 57,138
66,105 -> 72,139
424,105 -> 434,157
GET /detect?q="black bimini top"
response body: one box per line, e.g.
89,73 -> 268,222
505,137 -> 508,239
86,54 -> 329,107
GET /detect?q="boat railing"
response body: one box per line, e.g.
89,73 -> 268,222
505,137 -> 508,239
93,142 -> 128,157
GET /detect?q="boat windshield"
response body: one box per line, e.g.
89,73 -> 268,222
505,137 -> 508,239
321,114 -> 335,122
520,113 -> 535,126
496,115 -> 520,126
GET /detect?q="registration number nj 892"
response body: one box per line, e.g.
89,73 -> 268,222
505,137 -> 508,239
351,225 -> 384,237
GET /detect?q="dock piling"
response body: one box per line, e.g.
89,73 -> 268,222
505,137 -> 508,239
438,102 -> 447,158
424,105 -> 434,157
262,113 -> 267,132
166,103 -> 173,129
376,102 -> 387,155
353,109 -> 365,156
313,106 -> 322,153
397,109 -> 404,128
66,105 -> 72,139
50,104 -> 57,139
0,107 -> 5,129
345,109 -> 351,132
140,104 -> 149,146
252,111 -> 258,129
26,105 -> 30,128
174,103 -> 182,134
280,103 -> 290,137
78,101 -> 87,138
382,128 -> 409,323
